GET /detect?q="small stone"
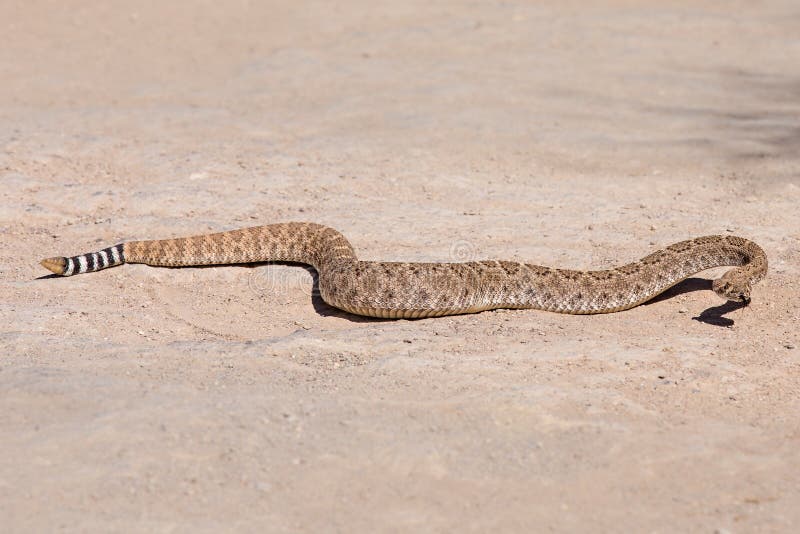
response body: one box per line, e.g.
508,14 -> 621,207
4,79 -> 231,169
785,343 -> 796,350
678,308 -> 688,314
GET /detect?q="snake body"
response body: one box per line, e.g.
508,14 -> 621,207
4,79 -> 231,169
40,223 -> 768,318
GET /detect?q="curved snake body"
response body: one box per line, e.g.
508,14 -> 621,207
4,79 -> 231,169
40,222 -> 768,318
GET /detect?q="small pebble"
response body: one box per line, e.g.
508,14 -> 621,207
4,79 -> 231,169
785,343 -> 796,350
678,308 -> 688,314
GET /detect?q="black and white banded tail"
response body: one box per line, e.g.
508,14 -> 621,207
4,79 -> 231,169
41,244 -> 125,276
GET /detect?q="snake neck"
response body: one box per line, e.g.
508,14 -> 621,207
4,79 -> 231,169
484,235 -> 768,314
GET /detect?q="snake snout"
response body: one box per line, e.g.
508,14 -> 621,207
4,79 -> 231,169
712,276 -> 752,303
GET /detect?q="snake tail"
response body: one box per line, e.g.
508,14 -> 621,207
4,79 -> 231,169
41,244 -> 126,276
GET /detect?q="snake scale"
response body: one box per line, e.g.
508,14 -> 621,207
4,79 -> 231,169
40,222 -> 767,318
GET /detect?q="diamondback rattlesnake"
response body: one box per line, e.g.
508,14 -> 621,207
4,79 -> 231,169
40,223 -> 767,318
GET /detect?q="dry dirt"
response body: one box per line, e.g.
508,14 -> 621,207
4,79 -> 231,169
2,1 -> 800,532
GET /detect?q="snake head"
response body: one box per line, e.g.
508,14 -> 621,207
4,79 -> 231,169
712,274 -> 752,304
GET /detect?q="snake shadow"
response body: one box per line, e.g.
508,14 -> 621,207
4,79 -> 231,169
39,265 -> 744,326
644,277 -> 748,327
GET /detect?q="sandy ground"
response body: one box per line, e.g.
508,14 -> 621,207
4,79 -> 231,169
2,1 -> 800,532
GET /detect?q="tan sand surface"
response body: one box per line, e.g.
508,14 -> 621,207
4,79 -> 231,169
2,1 -> 799,531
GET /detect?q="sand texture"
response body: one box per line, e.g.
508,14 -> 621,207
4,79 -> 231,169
2,1 -> 800,531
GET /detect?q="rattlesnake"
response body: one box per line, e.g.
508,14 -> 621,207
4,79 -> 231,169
40,223 -> 767,318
